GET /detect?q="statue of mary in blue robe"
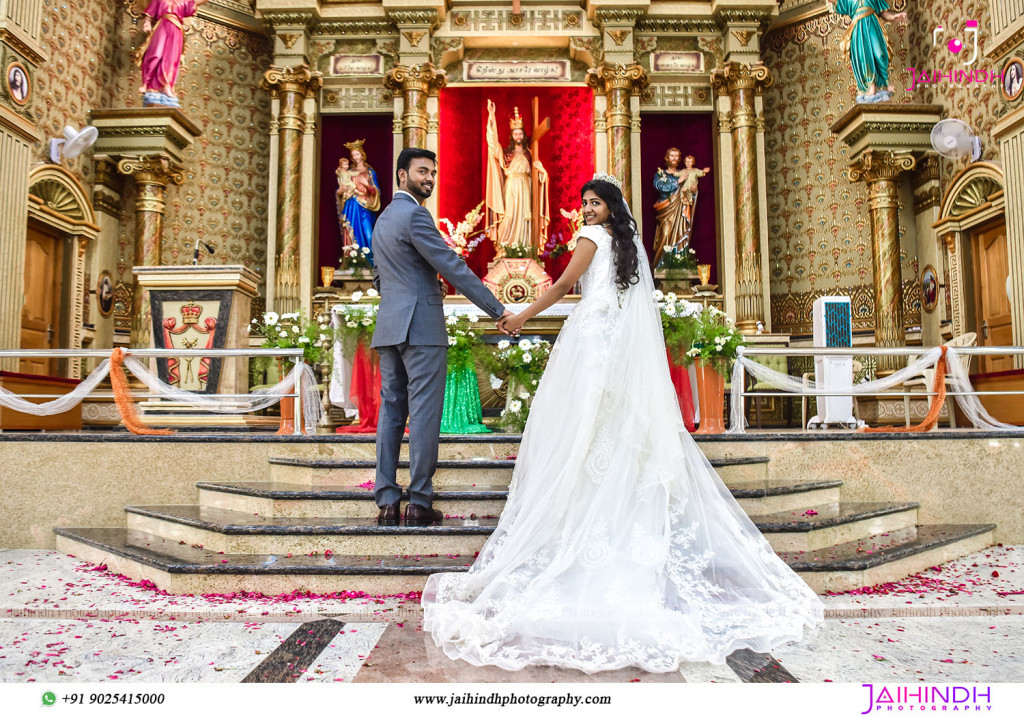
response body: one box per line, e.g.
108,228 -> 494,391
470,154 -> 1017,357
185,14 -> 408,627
830,0 -> 907,103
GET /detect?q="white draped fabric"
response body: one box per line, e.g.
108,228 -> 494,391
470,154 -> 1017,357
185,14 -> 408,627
0,353 -> 322,434
728,348 -> 1024,433
0,360 -> 112,415
422,222 -> 824,673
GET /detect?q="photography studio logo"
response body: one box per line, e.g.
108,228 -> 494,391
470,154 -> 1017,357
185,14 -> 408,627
907,20 -> 1002,91
860,684 -> 994,713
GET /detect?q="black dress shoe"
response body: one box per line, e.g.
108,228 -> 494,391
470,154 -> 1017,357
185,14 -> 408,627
377,501 -> 401,526
405,503 -> 444,526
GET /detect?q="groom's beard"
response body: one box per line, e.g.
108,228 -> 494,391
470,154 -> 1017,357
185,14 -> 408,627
405,179 -> 434,201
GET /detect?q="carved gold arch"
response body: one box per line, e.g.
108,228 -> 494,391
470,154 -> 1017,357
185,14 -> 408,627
933,161 -> 1005,338
26,165 -> 100,378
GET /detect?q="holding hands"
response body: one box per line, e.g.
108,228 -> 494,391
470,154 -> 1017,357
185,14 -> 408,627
497,311 -> 525,337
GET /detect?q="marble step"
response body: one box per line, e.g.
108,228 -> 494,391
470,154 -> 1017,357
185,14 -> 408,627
196,478 -> 843,519
124,505 -> 495,556
778,523 -> 997,593
53,522 -> 996,598
750,501 -> 919,552
197,481 -> 509,518
123,498 -> 913,557
266,455 -> 772,487
53,527 -> 462,595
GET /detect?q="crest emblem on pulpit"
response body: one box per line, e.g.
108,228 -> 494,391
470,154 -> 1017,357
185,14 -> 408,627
162,300 -> 218,390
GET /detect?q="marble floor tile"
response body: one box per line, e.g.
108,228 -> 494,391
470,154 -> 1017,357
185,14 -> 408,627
0,549 -> 414,622
772,615 -> 1024,683
303,622 -> 387,682
0,618 -> 295,683
354,621 -> 686,683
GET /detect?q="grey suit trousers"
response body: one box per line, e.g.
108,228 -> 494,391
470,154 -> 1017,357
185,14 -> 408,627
374,342 -> 448,508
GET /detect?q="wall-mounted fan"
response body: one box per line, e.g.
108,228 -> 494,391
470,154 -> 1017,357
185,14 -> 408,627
930,119 -> 982,161
49,125 -> 99,163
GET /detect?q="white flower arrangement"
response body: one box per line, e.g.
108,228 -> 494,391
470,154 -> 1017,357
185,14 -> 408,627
439,201 -> 486,259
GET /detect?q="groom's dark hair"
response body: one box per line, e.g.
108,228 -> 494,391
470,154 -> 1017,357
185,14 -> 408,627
396,147 -> 437,186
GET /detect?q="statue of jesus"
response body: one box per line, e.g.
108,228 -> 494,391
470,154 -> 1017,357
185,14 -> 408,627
485,100 -> 550,258
135,0 -> 212,107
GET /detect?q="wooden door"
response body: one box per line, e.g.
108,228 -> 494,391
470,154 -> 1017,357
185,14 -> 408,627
19,225 -> 63,376
972,221 -> 1013,374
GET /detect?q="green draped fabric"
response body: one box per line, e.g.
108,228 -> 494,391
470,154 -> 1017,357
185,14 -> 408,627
835,0 -> 893,94
440,364 -> 492,434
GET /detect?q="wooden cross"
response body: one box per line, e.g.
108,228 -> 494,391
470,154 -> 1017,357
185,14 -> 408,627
530,96 -> 550,250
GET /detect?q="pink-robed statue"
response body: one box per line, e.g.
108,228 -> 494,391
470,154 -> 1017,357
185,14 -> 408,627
135,0 -> 210,108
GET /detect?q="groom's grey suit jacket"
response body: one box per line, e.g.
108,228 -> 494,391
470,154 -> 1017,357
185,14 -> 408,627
371,192 -> 505,347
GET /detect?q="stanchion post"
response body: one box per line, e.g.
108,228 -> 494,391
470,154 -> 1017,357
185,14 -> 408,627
734,361 -> 746,434
293,356 -> 303,436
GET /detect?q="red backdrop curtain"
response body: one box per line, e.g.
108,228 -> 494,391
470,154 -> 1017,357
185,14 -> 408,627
438,86 -> 595,281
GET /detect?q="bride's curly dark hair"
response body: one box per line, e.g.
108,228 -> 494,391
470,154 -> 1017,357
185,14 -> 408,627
581,178 -> 640,292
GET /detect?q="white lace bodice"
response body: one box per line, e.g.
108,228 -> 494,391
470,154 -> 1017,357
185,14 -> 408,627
576,224 -> 619,303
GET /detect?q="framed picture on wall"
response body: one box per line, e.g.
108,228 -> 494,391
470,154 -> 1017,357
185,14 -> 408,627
1002,58 -> 1024,102
97,271 -> 115,318
921,264 -> 939,314
6,62 -> 30,106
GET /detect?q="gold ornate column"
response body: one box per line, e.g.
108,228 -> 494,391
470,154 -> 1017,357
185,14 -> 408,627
262,65 -> 322,313
117,155 -> 184,347
586,63 -> 649,204
849,150 -> 917,374
384,64 -> 446,150
712,63 -> 772,333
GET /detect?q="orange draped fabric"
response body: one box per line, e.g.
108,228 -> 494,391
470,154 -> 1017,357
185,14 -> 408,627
109,348 -> 173,435
860,346 -> 948,433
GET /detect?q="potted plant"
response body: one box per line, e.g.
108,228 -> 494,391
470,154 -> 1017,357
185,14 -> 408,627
686,305 -> 744,434
655,246 -> 699,292
250,309 -> 333,433
481,337 -> 553,432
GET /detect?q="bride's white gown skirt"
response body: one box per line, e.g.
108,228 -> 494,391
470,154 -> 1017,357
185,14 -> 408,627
422,226 -> 824,673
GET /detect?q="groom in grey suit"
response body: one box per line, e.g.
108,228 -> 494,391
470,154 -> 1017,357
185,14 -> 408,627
371,147 -> 510,526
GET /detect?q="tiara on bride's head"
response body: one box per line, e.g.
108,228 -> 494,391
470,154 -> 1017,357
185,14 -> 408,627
591,171 -> 623,190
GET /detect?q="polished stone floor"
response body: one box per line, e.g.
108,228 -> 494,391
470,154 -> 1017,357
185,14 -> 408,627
0,547 -> 1021,683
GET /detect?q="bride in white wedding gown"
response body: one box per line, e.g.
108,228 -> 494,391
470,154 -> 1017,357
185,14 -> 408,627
421,174 -> 823,673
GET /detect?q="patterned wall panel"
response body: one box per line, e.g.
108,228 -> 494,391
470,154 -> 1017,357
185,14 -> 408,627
762,1 -> 995,335
905,0 -> 1002,188
32,1 -> 273,289
33,0 -> 128,186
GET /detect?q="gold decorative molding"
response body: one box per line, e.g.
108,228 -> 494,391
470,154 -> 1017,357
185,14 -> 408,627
732,29 -> 756,47
312,20 -> 397,36
0,27 -> 47,65
402,30 -> 426,47
948,176 -> 1002,217
595,8 -> 645,27
715,8 -> 775,27
711,62 -> 773,96
261,65 -> 323,99
116,155 -> 186,187
586,62 -> 650,95
847,150 -> 916,184
384,63 -> 447,94
261,11 -> 314,29
279,33 -> 300,49
388,9 -> 439,28
937,161 -> 1006,220
607,29 -> 630,46
637,17 -> 721,34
